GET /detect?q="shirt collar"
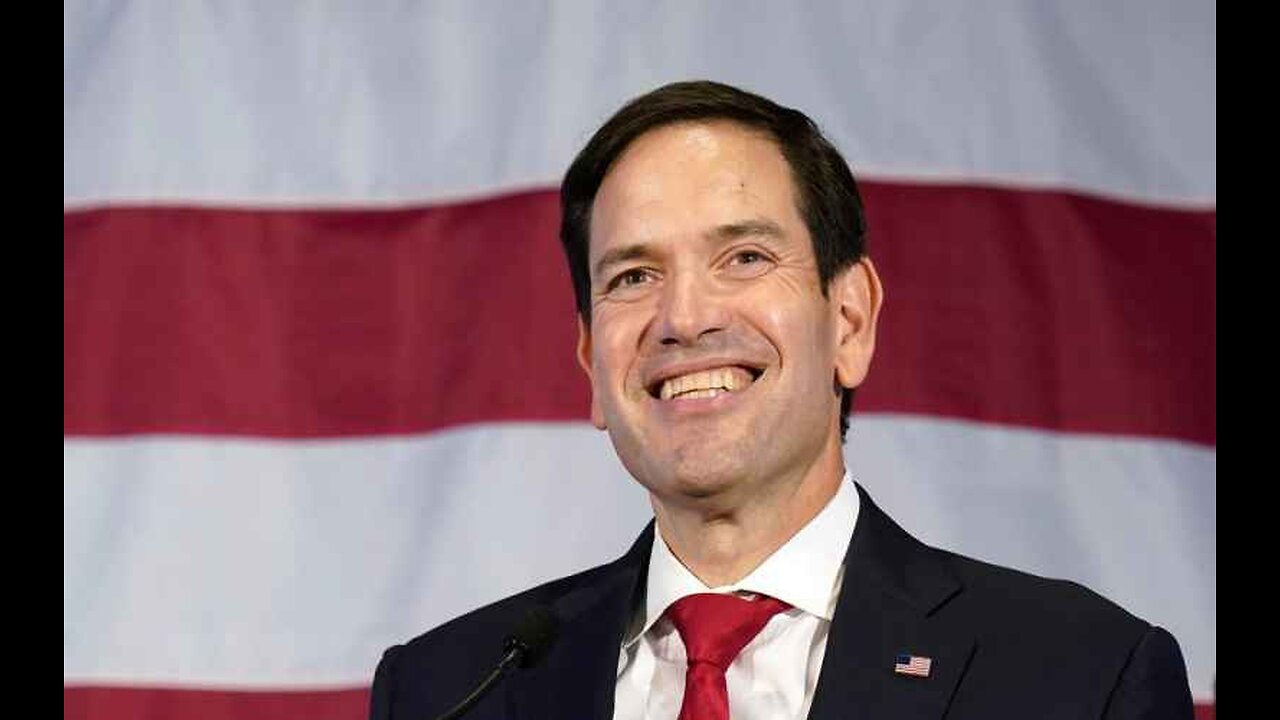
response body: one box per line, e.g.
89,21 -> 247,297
624,472 -> 860,648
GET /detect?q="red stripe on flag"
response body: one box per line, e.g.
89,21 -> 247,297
64,191 -> 583,437
60,686 -> 1215,719
64,183 -> 1215,444
865,181 -> 1215,445
63,686 -> 369,720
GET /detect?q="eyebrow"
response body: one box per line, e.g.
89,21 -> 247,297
592,244 -> 654,281
704,218 -> 787,243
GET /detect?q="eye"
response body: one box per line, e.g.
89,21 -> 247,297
605,267 -> 656,293
722,247 -> 775,278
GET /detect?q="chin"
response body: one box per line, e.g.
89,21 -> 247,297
639,444 -> 756,503
607,416 -> 763,501
673,463 -> 745,496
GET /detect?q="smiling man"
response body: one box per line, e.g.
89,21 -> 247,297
371,81 -> 1193,720
579,115 -> 879,596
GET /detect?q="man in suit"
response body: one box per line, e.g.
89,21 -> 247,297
371,80 -> 1194,719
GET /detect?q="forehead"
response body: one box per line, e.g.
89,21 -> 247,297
588,120 -> 804,257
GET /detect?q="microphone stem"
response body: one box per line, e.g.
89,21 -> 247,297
433,646 -> 521,720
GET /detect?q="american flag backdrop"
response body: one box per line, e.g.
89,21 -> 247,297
64,3 -> 1216,719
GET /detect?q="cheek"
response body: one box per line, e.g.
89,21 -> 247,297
761,303 -> 836,378
591,321 -> 642,391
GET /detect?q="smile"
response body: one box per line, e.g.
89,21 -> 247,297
651,366 -> 762,401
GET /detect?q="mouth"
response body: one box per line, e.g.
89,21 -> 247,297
647,365 -> 764,401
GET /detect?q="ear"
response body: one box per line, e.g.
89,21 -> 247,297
832,257 -> 884,390
576,315 -> 607,430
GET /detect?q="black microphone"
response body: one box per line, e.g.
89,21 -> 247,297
431,606 -> 560,720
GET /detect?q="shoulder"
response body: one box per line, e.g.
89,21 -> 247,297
854,484 -> 1162,663
370,535 -> 649,720
387,559 -> 621,673
931,549 -> 1192,716
847,486 -> 1192,716
371,558 -> 614,696
942,549 -> 1147,639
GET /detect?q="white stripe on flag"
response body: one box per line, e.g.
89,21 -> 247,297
63,2 -> 1214,209
65,416 -> 1214,700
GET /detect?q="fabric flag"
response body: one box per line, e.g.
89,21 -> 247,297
64,3 -> 1216,719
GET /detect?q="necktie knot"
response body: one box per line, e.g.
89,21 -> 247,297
665,592 -> 791,670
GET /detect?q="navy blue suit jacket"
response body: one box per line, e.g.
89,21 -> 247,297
370,484 -> 1194,719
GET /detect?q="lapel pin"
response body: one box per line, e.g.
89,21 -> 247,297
894,652 -> 932,678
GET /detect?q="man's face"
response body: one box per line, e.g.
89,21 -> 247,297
578,120 -> 879,508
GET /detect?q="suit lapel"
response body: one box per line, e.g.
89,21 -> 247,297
807,485 -> 975,720
506,523 -> 653,720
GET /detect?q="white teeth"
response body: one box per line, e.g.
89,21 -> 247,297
658,367 -> 753,400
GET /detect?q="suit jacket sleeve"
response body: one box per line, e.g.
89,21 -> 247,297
1103,625 -> 1195,719
370,644 -> 403,720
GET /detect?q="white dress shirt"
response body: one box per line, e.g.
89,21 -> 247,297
613,473 -> 860,720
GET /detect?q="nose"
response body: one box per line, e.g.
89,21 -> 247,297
654,269 -> 729,346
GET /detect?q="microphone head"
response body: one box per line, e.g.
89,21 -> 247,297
504,605 -> 560,669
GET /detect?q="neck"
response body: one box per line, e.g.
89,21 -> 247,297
650,443 -> 845,588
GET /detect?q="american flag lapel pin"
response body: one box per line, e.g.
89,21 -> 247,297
894,652 -> 932,678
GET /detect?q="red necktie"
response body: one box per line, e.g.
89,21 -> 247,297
665,592 -> 792,720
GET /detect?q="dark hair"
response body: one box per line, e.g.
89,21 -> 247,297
559,80 -> 869,439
